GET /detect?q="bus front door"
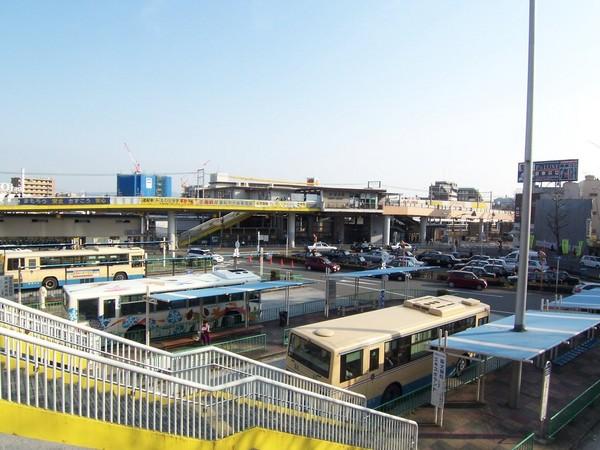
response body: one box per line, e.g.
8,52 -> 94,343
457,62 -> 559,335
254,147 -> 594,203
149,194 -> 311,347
365,346 -> 382,403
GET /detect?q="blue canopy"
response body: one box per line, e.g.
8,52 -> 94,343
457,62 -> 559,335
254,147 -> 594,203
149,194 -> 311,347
548,288 -> 600,312
429,310 -> 600,362
151,280 -> 308,303
329,266 -> 433,279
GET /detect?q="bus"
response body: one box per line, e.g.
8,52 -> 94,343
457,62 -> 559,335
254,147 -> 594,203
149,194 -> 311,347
285,295 -> 490,407
62,269 -> 261,340
0,247 -> 146,290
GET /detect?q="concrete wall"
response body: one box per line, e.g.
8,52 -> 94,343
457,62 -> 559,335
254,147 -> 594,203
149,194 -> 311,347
0,215 -> 142,243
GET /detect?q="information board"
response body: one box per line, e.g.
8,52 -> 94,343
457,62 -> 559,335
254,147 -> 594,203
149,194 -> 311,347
431,351 -> 447,407
517,159 -> 578,183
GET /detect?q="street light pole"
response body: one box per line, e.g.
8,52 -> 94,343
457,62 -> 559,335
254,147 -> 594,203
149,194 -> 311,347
510,0 -> 536,410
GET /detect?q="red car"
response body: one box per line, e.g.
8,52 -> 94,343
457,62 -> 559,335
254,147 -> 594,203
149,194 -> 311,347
305,256 -> 341,272
447,271 -> 487,290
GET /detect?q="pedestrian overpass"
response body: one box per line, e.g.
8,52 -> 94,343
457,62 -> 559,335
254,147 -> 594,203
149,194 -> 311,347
0,297 -> 418,449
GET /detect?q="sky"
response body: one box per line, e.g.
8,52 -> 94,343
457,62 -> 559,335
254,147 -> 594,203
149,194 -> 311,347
1,0 -> 599,197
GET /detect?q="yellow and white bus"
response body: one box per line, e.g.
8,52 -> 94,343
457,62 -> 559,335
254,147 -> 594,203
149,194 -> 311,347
285,295 -> 490,407
0,247 -> 146,290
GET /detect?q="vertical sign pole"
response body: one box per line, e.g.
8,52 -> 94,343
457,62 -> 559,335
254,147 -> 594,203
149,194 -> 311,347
145,286 -> 151,347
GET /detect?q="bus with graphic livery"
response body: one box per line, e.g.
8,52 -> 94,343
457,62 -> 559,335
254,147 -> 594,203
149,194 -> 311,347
0,247 -> 146,290
285,295 -> 490,407
62,269 -> 261,341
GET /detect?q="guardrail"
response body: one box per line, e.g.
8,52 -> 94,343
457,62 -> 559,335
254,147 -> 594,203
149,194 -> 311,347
376,357 -> 509,415
546,377 -> 600,439
512,433 -> 535,450
213,333 -> 267,354
0,196 -> 321,211
0,296 -> 364,406
0,326 -> 418,449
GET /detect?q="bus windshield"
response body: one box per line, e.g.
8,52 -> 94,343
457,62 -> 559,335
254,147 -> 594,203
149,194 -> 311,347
288,333 -> 331,378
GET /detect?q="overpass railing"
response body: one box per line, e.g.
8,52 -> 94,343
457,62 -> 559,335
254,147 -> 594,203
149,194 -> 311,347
0,296 -> 364,406
0,326 -> 418,449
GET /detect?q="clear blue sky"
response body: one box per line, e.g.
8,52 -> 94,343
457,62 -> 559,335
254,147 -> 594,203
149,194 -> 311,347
1,1 -> 599,196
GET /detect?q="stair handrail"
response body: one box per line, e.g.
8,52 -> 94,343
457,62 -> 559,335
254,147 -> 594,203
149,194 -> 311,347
0,326 -> 418,450
0,296 -> 365,405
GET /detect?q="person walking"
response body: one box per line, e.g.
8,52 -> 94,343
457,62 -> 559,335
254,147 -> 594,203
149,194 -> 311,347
200,320 -> 211,345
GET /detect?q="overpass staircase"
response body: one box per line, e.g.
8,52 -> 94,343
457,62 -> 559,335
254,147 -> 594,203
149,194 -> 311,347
0,297 -> 418,449
179,212 -> 253,246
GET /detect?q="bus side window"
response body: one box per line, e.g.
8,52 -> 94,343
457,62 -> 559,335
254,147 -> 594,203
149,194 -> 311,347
478,316 -> 489,326
384,337 -> 410,370
340,350 -> 363,382
27,259 -> 36,269
369,348 -> 379,372
7,258 -> 23,271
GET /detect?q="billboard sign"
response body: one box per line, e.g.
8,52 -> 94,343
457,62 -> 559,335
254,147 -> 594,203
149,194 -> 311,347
518,159 -> 578,183
431,351 -> 447,408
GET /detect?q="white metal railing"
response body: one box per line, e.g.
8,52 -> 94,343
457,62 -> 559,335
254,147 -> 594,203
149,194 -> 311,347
0,327 -> 418,449
0,297 -> 364,406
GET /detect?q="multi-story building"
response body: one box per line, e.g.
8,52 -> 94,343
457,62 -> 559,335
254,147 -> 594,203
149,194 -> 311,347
429,181 -> 458,201
457,187 -> 483,202
11,177 -> 55,197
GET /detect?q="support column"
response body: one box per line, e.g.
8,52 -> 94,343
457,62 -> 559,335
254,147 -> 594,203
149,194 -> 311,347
167,211 -> 177,252
370,215 -> 384,245
333,215 -> 345,245
287,213 -> 296,248
419,217 -> 428,243
383,216 -> 391,246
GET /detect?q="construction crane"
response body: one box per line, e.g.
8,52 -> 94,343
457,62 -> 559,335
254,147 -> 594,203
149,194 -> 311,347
124,142 -> 142,174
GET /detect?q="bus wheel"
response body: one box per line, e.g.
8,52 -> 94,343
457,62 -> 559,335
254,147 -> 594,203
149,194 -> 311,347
113,272 -> 128,281
381,383 -> 403,405
42,277 -> 59,290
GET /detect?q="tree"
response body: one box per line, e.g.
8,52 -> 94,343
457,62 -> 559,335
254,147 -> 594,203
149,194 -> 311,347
546,189 -> 569,254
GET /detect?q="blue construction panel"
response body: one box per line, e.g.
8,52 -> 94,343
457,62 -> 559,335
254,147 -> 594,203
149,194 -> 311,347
330,266 -> 433,279
430,310 -> 600,362
152,280 -> 310,302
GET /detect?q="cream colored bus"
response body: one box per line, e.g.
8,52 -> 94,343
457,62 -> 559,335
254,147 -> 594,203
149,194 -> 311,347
285,295 -> 490,407
0,247 -> 146,290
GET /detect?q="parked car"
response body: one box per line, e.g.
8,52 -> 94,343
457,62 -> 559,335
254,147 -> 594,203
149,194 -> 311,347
515,260 -> 546,273
392,256 -> 424,267
572,282 -> 600,294
468,255 -> 491,262
306,241 -> 337,254
541,270 -> 580,286
327,249 -> 351,260
340,254 -> 368,266
447,271 -> 487,290
420,253 -> 460,268
416,250 -> 442,261
580,255 -> 600,269
374,262 -> 413,281
361,250 -> 394,264
351,242 -> 377,252
390,241 -> 413,252
483,264 -> 508,277
460,266 -> 496,279
187,248 -> 224,264
304,256 -> 341,272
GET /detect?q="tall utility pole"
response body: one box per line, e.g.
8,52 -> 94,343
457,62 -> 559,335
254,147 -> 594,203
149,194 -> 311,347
510,0 -> 536,409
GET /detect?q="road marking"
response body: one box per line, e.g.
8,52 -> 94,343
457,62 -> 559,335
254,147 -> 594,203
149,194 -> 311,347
447,289 -> 503,298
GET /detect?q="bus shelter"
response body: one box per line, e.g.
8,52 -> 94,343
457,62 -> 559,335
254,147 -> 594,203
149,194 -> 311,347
546,288 -> 600,313
151,280 -> 310,328
428,310 -> 600,422
328,267 -> 434,312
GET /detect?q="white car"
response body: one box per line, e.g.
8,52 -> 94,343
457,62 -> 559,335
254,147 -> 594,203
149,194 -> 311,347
394,256 -> 425,267
580,255 -> 600,269
572,282 -> 600,294
306,242 -> 338,253
187,248 -> 224,264
391,241 -> 413,252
